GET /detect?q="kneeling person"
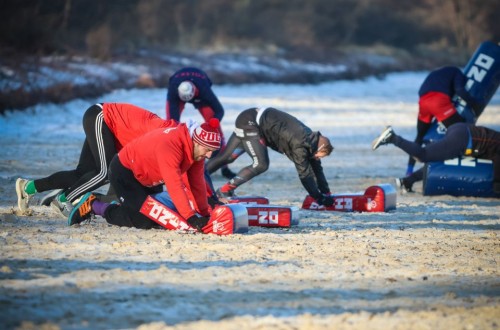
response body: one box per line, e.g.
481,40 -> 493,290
68,119 -> 222,231
206,107 -> 335,206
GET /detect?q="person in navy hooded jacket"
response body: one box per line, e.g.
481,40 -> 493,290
166,67 -> 235,179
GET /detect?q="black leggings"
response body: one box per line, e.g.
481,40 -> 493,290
34,104 -> 117,202
407,113 -> 466,180
206,132 -> 269,188
394,123 -> 469,163
104,155 -> 162,229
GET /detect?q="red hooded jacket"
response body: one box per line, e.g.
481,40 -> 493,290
118,123 -> 209,219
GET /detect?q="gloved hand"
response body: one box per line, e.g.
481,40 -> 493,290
187,215 -> 210,232
207,196 -> 225,208
316,195 -> 334,207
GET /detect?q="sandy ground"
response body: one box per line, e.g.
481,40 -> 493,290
1,142 -> 499,330
1,79 -> 499,329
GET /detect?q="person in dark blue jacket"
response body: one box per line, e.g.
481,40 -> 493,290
166,67 -> 235,179
398,66 -> 482,192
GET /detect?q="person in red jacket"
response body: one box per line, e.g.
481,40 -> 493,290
166,67 -> 235,179
15,103 -> 177,216
67,119 -> 222,231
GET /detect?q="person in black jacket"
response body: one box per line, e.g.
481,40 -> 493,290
372,123 -> 500,194
206,107 -> 335,206
399,66 -> 483,192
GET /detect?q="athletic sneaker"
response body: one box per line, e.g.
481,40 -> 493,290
216,188 -> 235,198
15,178 -> 33,212
221,167 -> 236,180
40,189 -> 63,206
372,126 -> 394,150
50,198 -> 74,218
395,177 -> 413,193
68,192 -> 97,226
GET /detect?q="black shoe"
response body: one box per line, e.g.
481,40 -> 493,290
221,167 -> 236,179
395,178 -> 413,193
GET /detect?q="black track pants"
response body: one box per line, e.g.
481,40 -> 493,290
393,123 -> 469,163
104,155 -> 162,229
34,104 -> 117,202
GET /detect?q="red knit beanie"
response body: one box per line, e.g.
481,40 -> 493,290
192,118 -> 221,149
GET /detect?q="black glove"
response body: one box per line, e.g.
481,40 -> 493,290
207,196 -> 224,208
187,215 -> 210,231
317,195 -> 334,207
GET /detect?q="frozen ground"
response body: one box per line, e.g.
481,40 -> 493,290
0,72 -> 499,330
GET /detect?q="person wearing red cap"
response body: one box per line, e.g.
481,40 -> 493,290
67,118 -> 222,231
166,67 -> 236,179
15,103 -> 177,217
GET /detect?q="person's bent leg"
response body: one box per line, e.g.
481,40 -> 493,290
206,133 -> 244,173
198,105 -> 237,179
31,112 -> 101,194
392,123 -> 469,163
64,104 -> 117,203
398,167 -> 424,192
104,155 -> 160,229
22,104 -> 109,214
218,136 -> 269,196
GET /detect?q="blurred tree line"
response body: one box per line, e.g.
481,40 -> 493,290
1,0 -> 498,60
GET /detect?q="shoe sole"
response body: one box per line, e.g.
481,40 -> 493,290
371,129 -> 392,150
40,189 -> 63,206
67,192 -> 92,226
15,178 -> 28,212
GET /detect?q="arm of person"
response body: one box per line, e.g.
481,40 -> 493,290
310,158 -> 331,194
197,86 -> 225,120
166,89 -> 183,122
158,144 -> 198,220
186,160 -> 211,216
453,73 -> 483,112
294,154 -> 324,200
299,173 -> 333,206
